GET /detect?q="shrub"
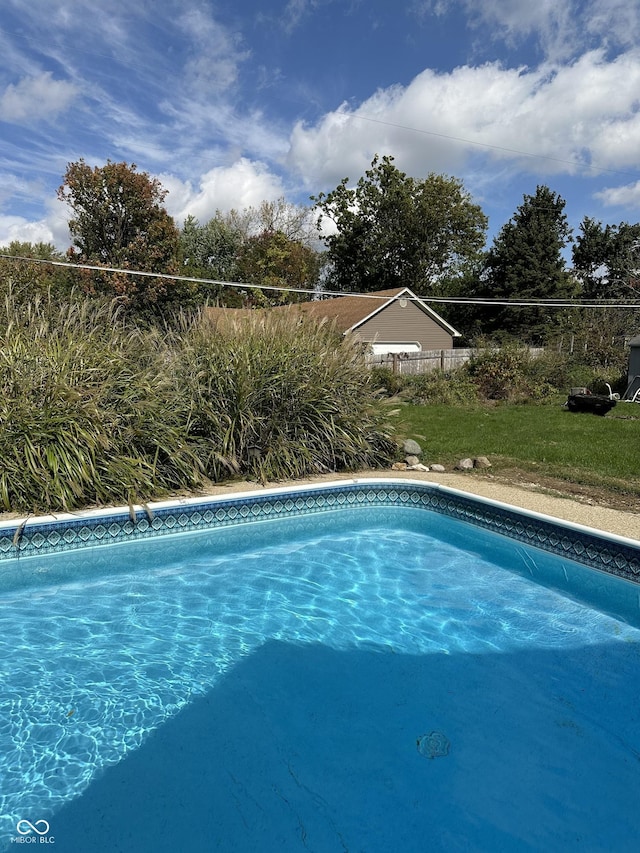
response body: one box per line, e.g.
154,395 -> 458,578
523,349 -> 627,397
369,366 -> 408,397
465,345 -> 535,400
0,295 -> 395,512
405,369 -> 479,405
0,296 -> 201,513
177,311 -> 396,482
366,345 -> 628,409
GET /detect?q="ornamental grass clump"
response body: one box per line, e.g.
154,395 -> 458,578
178,309 -> 396,482
0,295 -> 200,513
0,294 -> 395,513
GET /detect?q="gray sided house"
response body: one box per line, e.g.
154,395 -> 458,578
287,287 -> 461,354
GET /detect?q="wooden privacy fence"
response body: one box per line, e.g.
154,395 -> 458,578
366,347 -> 545,375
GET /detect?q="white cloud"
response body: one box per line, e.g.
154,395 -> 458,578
0,191 -> 70,249
463,0 -> 570,37
157,96 -> 289,172
0,215 -> 56,248
177,7 -> 249,94
595,181 -> 640,209
288,49 -> 640,190
415,0 -> 640,59
584,0 -> 640,49
0,72 -> 78,124
588,112 -> 640,171
413,0 -> 572,55
164,158 -> 287,224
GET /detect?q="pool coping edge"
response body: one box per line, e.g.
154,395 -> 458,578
0,479 -> 639,584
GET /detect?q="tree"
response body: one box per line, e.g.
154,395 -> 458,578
246,198 -> 319,246
179,203 -> 322,306
0,241 -> 76,303
180,214 -> 242,279
312,154 -> 487,294
570,217 -> 640,354
474,186 -> 575,343
179,213 -> 245,304
573,217 -> 640,299
235,229 -> 322,305
58,160 -> 193,315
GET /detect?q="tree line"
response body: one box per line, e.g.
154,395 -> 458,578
2,156 -> 639,344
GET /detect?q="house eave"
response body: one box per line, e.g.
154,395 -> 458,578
346,287 -> 462,338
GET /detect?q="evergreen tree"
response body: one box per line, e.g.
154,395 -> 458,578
477,186 -> 574,343
573,217 -> 640,298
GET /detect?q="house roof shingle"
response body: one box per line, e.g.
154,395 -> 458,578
277,288 -> 406,332
205,287 -> 459,337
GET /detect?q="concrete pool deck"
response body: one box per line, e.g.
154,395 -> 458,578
195,469 -> 640,542
0,470 -> 637,544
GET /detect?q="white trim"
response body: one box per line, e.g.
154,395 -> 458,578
370,341 -> 421,355
411,291 -> 462,337
348,287 -> 462,337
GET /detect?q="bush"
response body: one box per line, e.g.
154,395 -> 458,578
521,349 -> 626,398
0,297 -> 201,513
0,295 -> 395,512
178,311 -> 395,482
366,345 -> 629,410
369,366 -> 408,397
462,345 -> 609,401
366,343 -> 629,410
405,369 -> 479,405
465,345 -> 537,400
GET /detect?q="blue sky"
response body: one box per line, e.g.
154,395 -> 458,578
1,0 -> 639,254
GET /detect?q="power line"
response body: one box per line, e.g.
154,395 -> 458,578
341,114 -> 640,182
5,15 -> 640,184
3,254 -> 640,309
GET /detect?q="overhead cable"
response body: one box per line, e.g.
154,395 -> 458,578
2,254 -> 640,309
347,113 -> 640,181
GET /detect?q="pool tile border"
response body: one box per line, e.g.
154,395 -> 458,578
1,480 -> 639,584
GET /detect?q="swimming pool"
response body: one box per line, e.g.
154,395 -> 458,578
1,480 -> 640,852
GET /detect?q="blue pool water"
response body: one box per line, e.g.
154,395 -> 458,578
2,504 -> 640,851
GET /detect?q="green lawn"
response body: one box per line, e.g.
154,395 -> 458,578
389,397 -> 640,500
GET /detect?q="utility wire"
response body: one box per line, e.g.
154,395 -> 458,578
2,254 -> 640,309
347,113 -> 640,181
